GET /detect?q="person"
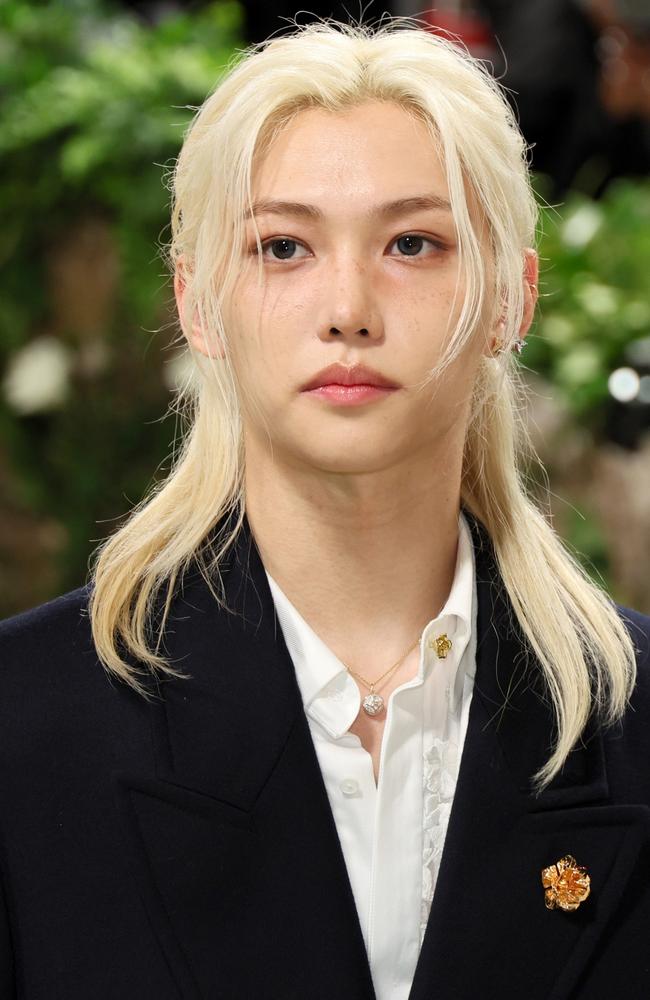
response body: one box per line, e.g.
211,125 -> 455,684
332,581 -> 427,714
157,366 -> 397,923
0,16 -> 649,1000
479,0 -> 650,197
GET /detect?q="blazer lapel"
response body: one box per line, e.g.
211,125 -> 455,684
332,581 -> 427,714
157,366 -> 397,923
409,513 -> 650,1000
112,508 -> 649,1000
112,514 -> 375,1000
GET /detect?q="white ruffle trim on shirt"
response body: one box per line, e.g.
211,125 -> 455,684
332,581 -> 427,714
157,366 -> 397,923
420,736 -> 459,943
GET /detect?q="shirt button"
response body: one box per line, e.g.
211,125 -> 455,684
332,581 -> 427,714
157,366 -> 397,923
340,778 -> 359,796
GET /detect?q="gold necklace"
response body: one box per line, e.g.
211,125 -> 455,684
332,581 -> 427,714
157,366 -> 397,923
345,636 -> 421,717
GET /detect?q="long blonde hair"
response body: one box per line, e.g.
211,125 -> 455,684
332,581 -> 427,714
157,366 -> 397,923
88,17 -> 638,791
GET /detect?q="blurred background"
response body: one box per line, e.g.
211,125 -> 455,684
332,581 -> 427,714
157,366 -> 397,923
1,0 -> 649,618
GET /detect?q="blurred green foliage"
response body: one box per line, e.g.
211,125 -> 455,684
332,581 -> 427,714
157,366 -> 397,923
0,0 -> 244,342
0,0 -> 648,616
527,180 -> 650,421
0,0 -> 245,609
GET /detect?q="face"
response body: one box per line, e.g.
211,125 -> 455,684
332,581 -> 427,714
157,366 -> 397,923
179,101 -> 529,479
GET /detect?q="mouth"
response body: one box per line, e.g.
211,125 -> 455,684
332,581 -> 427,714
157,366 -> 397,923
301,362 -> 400,392
302,383 -> 398,407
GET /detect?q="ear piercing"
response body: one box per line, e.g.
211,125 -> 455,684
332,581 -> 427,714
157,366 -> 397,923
492,281 -> 536,356
491,324 -> 527,356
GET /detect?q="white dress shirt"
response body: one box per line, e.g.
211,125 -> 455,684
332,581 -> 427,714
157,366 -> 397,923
264,512 -> 478,1000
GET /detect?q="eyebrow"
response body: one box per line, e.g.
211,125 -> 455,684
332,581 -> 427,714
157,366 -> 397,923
243,193 -> 453,222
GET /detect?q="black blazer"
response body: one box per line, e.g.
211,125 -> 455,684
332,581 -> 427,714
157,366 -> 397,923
0,512 -> 649,999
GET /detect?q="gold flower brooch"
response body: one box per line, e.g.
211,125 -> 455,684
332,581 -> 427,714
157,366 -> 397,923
541,855 -> 591,911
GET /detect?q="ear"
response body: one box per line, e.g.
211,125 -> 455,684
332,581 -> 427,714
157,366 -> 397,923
483,248 -> 539,357
520,247 -> 539,339
173,257 -> 225,359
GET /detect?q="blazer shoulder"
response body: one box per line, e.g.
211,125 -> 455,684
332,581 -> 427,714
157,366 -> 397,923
617,603 -> 650,673
0,584 -> 155,774
0,584 -> 93,657
0,585 -> 101,701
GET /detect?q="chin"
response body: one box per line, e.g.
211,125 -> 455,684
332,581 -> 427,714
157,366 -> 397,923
296,440 -> 401,475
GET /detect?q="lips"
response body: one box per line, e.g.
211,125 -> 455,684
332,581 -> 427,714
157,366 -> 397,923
301,363 -> 399,391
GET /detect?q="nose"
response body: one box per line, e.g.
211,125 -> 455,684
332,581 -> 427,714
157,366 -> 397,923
330,325 -> 369,337
317,256 -> 383,343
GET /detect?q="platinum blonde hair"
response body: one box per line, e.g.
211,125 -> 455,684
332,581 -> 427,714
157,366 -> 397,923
88,17 -> 637,791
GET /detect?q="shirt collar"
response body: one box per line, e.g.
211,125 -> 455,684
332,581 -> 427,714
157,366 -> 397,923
420,511 -> 476,714
265,511 -> 476,738
266,572 -> 360,738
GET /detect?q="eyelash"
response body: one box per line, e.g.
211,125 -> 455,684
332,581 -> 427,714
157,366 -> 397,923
248,233 -> 448,262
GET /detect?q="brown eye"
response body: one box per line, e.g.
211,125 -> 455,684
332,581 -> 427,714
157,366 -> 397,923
254,238 -> 310,261
390,234 -> 446,257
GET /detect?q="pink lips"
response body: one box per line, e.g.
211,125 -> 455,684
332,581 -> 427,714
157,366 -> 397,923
301,362 -> 399,405
305,384 -> 396,406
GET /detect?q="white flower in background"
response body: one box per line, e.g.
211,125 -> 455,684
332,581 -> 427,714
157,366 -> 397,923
608,367 -> 640,403
575,282 -> 619,318
623,301 -> 650,331
561,203 -> 603,249
2,336 -> 74,415
556,344 -> 602,387
541,315 -> 577,346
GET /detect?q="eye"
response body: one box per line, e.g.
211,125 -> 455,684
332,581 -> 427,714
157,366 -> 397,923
253,237 -> 310,261
248,232 -> 448,262
389,234 -> 447,257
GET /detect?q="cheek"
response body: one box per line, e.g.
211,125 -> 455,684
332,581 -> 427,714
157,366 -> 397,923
239,275 -> 306,337
394,271 -> 462,323
394,291 -> 462,365
228,297 -> 301,400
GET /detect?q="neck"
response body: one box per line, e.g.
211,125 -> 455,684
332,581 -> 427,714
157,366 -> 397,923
243,435 -> 462,667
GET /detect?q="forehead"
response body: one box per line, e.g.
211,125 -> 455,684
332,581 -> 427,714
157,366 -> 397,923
250,101 -> 450,211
